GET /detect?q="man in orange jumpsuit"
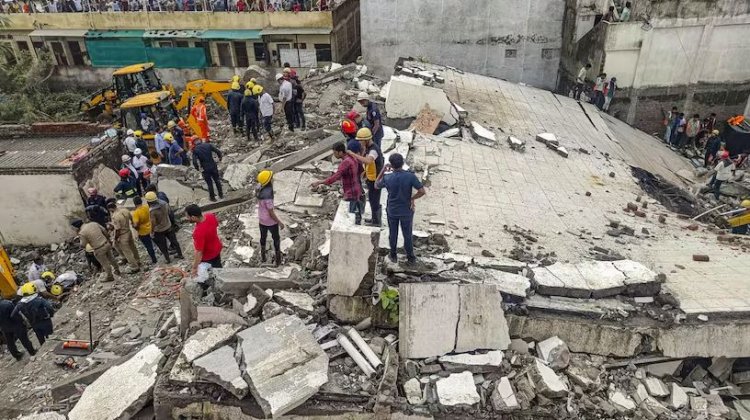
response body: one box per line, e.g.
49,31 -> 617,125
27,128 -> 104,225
190,96 -> 209,139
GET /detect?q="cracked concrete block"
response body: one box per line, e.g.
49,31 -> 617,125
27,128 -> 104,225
532,263 -> 591,298
668,383 -> 688,409
708,357 -> 735,382
223,163 -> 257,191
435,371 -> 480,406
438,351 -> 504,373
213,266 -> 299,296
403,378 -> 424,405
455,284 -> 511,353
274,290 -> 315,312
529,358 -> 568,398
193,346 -> 249,399
385,78 -> 457,125
68,344 -> 163,420
439,266 -> 530,298
644,360 -> 682,378
565,357 -> 602,390
536,336 -> 570,370
612,260 -> 661,296
705,393 -> 730,417
236,314 -> 328,418
691,396 -> 708,413
327,204 -> 380,296
632,383 -> 650,405
399,283 -> 460,359
608,389 -> 636,413
181,324 -> 243,363
196,307 -> 248,327
491,377 -> 520,412
643,377 -> 670,397
536,133 -> 558,146
575,261 -> 627,298
470,122 -> 497,143
658,323 -> 750,357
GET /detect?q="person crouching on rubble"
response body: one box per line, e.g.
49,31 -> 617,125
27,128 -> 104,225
256,170 -> 285,266
12,282 -> 55,346
311,141 -> 365,224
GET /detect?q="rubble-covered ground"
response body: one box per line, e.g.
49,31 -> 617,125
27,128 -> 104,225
3,59 -> 750,420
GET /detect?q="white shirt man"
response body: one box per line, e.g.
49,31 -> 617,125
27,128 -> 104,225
278,79 -> 293,104
259,92 -> 274,118
132,150 -> 149,174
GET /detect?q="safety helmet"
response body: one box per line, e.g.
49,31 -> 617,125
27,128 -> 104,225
85,243 -> 94,252
20,282 -> 37,297
167,120 -> 176,129
346,110 -> 360,121
244,89 -> 252,96
126,129 -> 134,135
252,85 -> 263,95
275,73 -> 284,81
246,79 -> 256,89
41,271 -> 55,281
231,81 -> 241,90
164,133 -> 174,142
721,151 -> 730,159
87,187 -> 98,196
134,148 -> 142,156
257,170 -> 273,187
357,92 -> 370,102
232,75 -> 240,82
121,154 -> 131,163
742,200 -> 750,208
712,129 -> 720,135
134,130 -> 143,137
356,127 -> 373,141
50,284 -> 63,297
145,191 -> 158,202
341,119 -> 357,135
118,168 -> 130,178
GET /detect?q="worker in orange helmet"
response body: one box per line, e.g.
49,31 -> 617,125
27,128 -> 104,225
346,110 -> 369,129
341,119 -> 358,141
190,96 -> 209,139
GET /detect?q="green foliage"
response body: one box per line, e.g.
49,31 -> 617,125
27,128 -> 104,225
379,287 -> 399,324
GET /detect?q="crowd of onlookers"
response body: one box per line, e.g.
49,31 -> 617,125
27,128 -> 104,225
0,0 -> 330,13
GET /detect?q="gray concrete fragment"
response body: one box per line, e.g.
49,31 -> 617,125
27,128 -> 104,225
536,336 -> 570,370
658,323 -> 750,358
18,413 -> 66,420
181,324 -> 242,363
708,357 -> 735,382
439,266 -> 530,298
236,314 -> 328,418
565,358 -> 602,390
644,360 -> 682,378
491,377 -> 520,412
193,345 -> 248,399
68,344 -> 163,420
274,290 -> 315,312
213,267 -> 299,296
705,394 -> 730,417
435,371 -> 480,406
643,376 -> 669,397
668,383 -> 688,409
399,283 -> 460,359
528,358 -> 568,398
690,396 -> 708,413
455,284 -> 511,352
525,295 -> 634,317
438,351 -> 504,373
404,377 -> 424,405
327,203 -> 379,296
269,132 -> 345,173
609,389 -> 636,413
196,306 -> 249,326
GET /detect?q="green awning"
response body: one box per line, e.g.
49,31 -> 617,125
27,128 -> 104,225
200,30 -> 262,40
85,30 -> 146,39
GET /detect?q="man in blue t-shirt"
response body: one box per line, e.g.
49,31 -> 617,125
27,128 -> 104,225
375,153 -> 426,264
357,92 -> 384,147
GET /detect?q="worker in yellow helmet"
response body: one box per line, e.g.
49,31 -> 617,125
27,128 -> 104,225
256,170 -> 284,265
0,293 -> 37,360
347,127 -> 385,226
12,281 -> 55,345
228,80 -> 245,136
242,87 -> 260,142
256,84 -> 275,140
245,78 -> 257,90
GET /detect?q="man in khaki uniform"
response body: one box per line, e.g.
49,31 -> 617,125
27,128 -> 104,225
71,219 -> 120,282
107,202 -> 141,273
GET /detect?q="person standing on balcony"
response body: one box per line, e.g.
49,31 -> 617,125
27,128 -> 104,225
602,6 -> 615,22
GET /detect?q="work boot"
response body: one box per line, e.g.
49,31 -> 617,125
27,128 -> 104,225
354,213 -> 362,225
388,253 -> 398,264
274,251 -> 282,267
209,196 -> 217,202
100,274 -> 115,283
260,248 -> 267,263
365,209 -> 382,227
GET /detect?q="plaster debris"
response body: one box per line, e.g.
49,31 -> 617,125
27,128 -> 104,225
507,135 -> 526,151
438,351 -> 504,372
181,324 -> 242,363
529,358 -> 568,398
608,389 -> 636,413
403,378 -> 424,405
470,121 -> 497,143
491,377 -> 520,412
435,371 -> 481,406
536,336 -> 570,370
668,383 -> 688,409
274,290 -> 315,312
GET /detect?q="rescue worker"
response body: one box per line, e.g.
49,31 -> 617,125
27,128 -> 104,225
26,255 -> 46,281
0,296 -> 36,360
131,196 -> 157,264
133,130 -> 148,154
311,142 -> 364,224
12,283 -> 55,346
192,139 -> 224,202
140,112 -> 156,133
255,170 -> 284,265
257,85 -> 275,140
86,187 -> 107,209
154,127 -> 169,163
190,96 -> 209,139
241,88 -> 260,142
341,118 -> 358,141
107,201 -> 141,273
228,81 -> 245,135
85,199 -> 109,228
123,128 -> 137,155
357,92 -> 384,147
245,78 -> 257,91
349,128 -> 384,226
167,120 -> 188,166
121,155 -> 142,196
277,72 -> 295,132
132,148 -> 150,190
146,191 -> 184,263
346,110 -> 368,129
709,150 -> 735,199
72,218 -> 120,282
704,129 -> 722,168
166,133 -> 184,166
114,168 -> 138,199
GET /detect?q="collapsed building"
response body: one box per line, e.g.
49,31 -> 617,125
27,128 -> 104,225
4,59 -> 750,420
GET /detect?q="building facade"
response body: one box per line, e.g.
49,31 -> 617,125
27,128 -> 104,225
0,3 -> 360,88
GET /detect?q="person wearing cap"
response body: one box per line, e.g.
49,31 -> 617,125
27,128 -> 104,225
71,218 -> 120,282
192,139 -> 224,202
357,92 -> 384,147
0,296 -> 36,360
131,196 -> 157,264
85,198 -> 110,228
107,201 -> 141,273
257,85 -> 275,139
375,153 -> 426,264
114,168 -> 138,199
167,120 -> 189,165
311,142 -> 364,224
12,282 -> 55,346
228,81 -> 245,135
242,88 -> 260,142
132,148 -> 150,190
166,133 -> 184,166
348,127 -> 384,226
146,191 -> 184,263
704,129 -> 722,168
256,170 -> 284,265
123,128 -> 137,155
120,154 -> 142,196
277,72 -> 295,132
185,204 -> 223,276
709,150 -> 735,199
86,187 -> 107,209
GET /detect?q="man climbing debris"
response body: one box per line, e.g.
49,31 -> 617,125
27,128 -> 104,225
192,139 -> 224,202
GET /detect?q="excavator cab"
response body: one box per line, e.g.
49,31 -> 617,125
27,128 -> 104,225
120,91 -> 181,148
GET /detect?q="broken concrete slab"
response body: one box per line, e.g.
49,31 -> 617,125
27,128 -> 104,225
705,393 -> 730,417
532,260 -> 660,299
439,266 -> 530,298
327,202 -> 379,297
18,413 -> 66,420
193,345 -> 249,399
269,132 -> 345,173
611,259 -> 662,296
399,283 -> 460,359
536,336 -> 570,370
536,132 -> 559,146
327,295 -> 395,327
575,261 -> 627,298
507,136 -> 526,151
223,163 -> 257,191
525,295 -> 635,317
385,78 -> 457,125
470,121 -> 497,144
658,322 -> 750,358
181,324 -> 242,363
274,290 -> 315,312
435,371 -> 480,406
455,284 -> 511,353
643,377 -> 669,397
491,377 -> 520,412
668,383 -> 688,409
529,358 -> 568,398
68,344 -> 164,420
236,314 -> 328,418
708,357 -> 735,382
565,358 -> 602,390
438,351 -> 504,373
532,263 -> 591,298
691,396 -> 708,413
608,389 -> 636,413
213,266 -> 299,296
196,306 -> 249,327
645,360 -> 682,378
403,378 -> 424,405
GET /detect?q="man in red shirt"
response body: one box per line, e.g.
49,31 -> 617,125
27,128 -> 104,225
311,142 -> 364,224
186,204 -> 223,276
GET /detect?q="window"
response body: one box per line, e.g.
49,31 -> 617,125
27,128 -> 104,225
314,43 -> 332,62
253,43 -> 266,61
50,41 -> 68,66
16,41 -> 29,51
68,41 -> 85,65
175,41 -> 189,48
505,49 -> 517,58
293,43 -> 307,49
158,41 -> 174,48
32,41 -> 44,51
216,42 -> 233,66
233,41 -> 249,67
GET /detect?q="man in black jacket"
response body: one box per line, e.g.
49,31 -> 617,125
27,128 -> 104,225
192,139 -> 224,202
0,297 -> 36,360
241,88 -> 260,142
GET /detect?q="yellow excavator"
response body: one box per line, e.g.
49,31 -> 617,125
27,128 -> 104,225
0,244 -> 18,299
79,63 -> 175,120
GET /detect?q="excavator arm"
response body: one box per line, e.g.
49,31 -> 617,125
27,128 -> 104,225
174,80 -> 232,111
